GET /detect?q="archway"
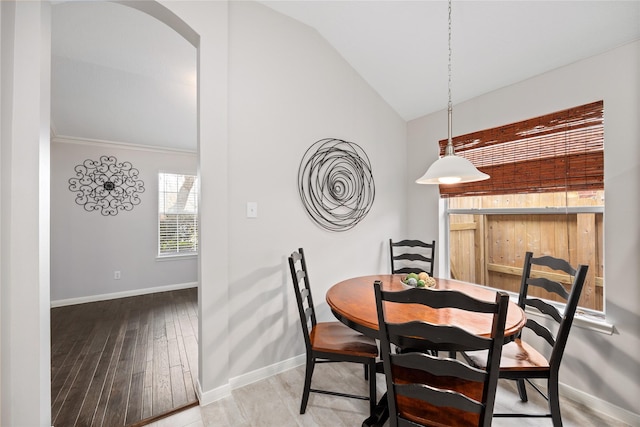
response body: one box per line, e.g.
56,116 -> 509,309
51,2 -> 198,426
2,2 -> 231,425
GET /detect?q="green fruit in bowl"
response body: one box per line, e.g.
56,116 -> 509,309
407,273 -> 419,281
417,279 -> 426,287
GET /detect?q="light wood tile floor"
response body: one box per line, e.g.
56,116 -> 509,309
146,362 -> 631,427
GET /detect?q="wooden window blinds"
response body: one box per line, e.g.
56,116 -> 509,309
438,100 -> 604,198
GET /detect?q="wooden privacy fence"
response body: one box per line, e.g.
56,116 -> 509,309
449,212 -> 603,312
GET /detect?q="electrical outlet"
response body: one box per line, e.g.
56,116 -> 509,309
114,270 -> 121,280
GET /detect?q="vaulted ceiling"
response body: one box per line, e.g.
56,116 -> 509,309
51,1 -> 197,151
51,1 -> 640,152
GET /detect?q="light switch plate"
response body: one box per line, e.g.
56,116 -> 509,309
247,202 -> 258,218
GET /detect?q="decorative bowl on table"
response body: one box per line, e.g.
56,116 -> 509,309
400,272 -> 436,289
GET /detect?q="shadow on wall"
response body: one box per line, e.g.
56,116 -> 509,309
200,281 -> 234,388
562,299 -> 637,417
229,263 -> 294,373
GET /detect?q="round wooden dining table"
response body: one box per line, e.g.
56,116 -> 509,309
326,274 -> 526,341
326,274 -> 526,427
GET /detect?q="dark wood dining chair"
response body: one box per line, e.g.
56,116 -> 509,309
464,251 -> 589,427
374,280 -> 509,427
288,248 -> 378,416
389,239 -> 436,276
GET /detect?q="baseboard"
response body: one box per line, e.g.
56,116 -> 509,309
197,354 -> 306,407
50,282 -> 198,307
197,380 -> 231,407
559,382 -> 640,426
229,354 -> 306,390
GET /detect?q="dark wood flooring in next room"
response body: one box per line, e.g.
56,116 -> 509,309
51,288 -> 198,427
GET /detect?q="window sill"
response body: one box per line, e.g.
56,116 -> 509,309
522,298 -> 614,335
569,310 -> 614,335
480,284 -> 615,336
156,254 -> 198,261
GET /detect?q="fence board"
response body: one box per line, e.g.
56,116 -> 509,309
449,209 -> 603,311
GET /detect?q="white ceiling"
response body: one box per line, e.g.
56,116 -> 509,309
51,1 -> 640,151
51,1 -> 197,151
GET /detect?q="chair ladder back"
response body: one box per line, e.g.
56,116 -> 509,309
523,296 -> 563,348
524,318 -> 556,347
549,263 -> 589,368
392,352 -> 489,383
288,248 -> 317,348
375,280 -> 509,427
525,297 -> 563,322
388,321 -> 493,353
519,252 -> 589,368
389,239 -> 436,276
526,277 -> 570,300
395,382 -> 485,415
531,255 -> 577,276
383,287 -> 496,313
302,306 -> 314,328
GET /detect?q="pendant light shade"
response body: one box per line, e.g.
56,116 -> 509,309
416,0 -> 489,185
416,151 -> 489,184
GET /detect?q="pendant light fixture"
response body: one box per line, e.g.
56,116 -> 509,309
416,0 -> 489,185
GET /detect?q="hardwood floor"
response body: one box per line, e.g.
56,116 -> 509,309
51,288 -> 198,427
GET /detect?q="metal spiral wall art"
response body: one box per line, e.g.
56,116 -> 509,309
68,155 -> 145,216
298,138 -> 375,232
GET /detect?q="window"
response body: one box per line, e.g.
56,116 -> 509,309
443,101 -> 604,313
158,172 -> 198,257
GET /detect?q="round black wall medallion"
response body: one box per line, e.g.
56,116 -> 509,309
298,138 -> 375,232
68,155 -> 145,216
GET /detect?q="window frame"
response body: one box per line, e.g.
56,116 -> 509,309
443,200 -> 612,333
439,101 -> 608,327
157,171 -> 199,259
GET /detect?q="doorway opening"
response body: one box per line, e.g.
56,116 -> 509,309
50,2 -> 200,425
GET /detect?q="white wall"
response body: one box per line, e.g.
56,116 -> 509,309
408,40 -> 640,420
225,1 -> 407,378
50,139 -> 198,303
1,1 -> 52,426
161,0 -> 232,401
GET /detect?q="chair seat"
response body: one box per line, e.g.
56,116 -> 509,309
466,338 -> 550,372
310,322 -> 378,357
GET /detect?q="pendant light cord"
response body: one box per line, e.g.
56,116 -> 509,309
448,0 -> 452,114
415,0 -> 490,184
445,0 -> 455,155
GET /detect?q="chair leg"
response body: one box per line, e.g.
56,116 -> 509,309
548,377 -> 563,427
368,360 -> 377,416
364,363 -> 369,380
300,357 -> 315,414
516,379 -> 529,402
